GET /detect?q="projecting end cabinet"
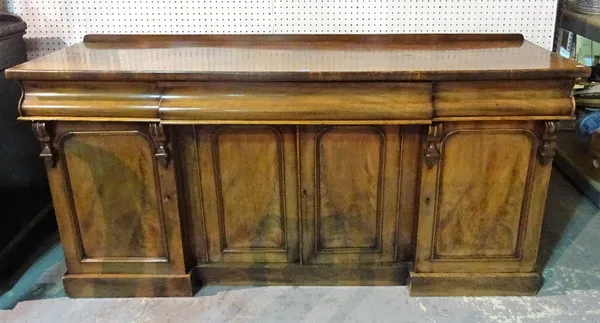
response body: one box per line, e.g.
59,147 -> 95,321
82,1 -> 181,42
5,34 -> 590,297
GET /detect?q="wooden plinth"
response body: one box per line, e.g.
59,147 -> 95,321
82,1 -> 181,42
408,272 -> 542,296
63,273 -> 197,298
195,264 -> 409,286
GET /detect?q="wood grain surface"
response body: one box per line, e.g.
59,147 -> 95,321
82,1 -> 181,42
20,82 -> 160,120
18,34 -> 583,297
195,263 -> 409,286
195,125 -> 299,263
5,34 -> 589,82
434,80 -> 575,117
415,121 -> 555,274
160,82 -> 432,121
434,130 -> 534,259
63,273 -> 196,298
409,272 -> 542,296
62,133 -> 166,259
300,126 -> 402,264
216,126 -> 286,250
41,122 -> 187,276
16,79 -> 575,123
316,127 -> 383,250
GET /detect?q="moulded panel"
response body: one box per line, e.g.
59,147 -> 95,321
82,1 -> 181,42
215,126 -> 286,251
197,125 -> 298,263
301,125 -> 401,264
433,130 -> 535,259
414,121 -> 553,277
316,127 -> 384,251
62,133 -> 166,259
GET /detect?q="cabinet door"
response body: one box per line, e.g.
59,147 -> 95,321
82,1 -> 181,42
300,126 -> 402,264
416,121 -> 552,273
45,122 -> 186,275
196,125 -> 299,263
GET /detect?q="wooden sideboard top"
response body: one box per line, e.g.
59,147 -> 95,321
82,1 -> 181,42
5,34 -> 590,82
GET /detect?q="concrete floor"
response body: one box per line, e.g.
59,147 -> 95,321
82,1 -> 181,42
1,168 -> 599,322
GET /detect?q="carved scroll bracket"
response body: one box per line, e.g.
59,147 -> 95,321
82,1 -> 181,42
150,123 -> 170,166
538,121 -> 558,165
32,122 -> 56,168
424,123 -> 443,168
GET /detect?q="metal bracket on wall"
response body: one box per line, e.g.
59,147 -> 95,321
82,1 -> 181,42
149,123 -> 170,166
424,123 -> 443,168
539,121 -> 558,165
32,122 -> 56,168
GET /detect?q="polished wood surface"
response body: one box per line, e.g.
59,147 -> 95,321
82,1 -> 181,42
195,125 -> 299,263
415,121 -> 554,274
195,263 -> 409,286
6,34 -> 588,297
435,126 -> 533,258
41,122 -> 187,276
434,80 -> 576,117
300,126 -> 404,264
160,82 -> 432,122
16,80 -> 576,123
63,273 -> 196,297
5,34 -> 589,82
83,33 -> 527,46
409,272 -> 542,296
20,82 -> 160,120
63,133 -> 165,259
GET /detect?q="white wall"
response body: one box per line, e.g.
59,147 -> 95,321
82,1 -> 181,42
1,0 -> 559,58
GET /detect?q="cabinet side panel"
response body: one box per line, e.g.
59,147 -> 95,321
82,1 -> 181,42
62,133 -> 166,259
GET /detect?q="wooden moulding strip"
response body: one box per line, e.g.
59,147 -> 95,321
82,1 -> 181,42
18,116 -> 161,122
431,115 -> 574,122
18,116 -> 572,123
82,33 -> 526,46
160,119 -> 433,125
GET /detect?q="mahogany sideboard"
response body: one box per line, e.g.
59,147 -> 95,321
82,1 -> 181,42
5,34 -> 590,297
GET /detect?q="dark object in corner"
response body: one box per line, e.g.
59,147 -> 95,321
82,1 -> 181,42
0,14 -> 56,292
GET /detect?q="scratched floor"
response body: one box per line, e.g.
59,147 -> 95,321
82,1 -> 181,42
1,167 -> 599,322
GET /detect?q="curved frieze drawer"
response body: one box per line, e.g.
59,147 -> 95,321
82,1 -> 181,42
434,80 -> 575,118
159,82 -> 433,124
19,82 -> 161,121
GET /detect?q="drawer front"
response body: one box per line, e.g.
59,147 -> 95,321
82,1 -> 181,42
160,82 -> 432,123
